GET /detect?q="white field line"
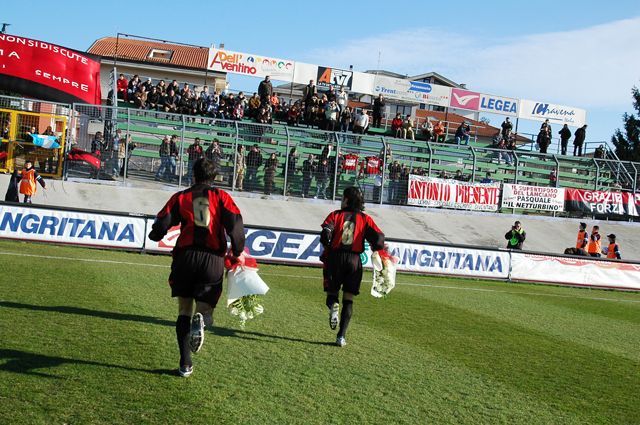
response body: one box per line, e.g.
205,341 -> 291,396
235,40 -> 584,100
1,250 -> 639,304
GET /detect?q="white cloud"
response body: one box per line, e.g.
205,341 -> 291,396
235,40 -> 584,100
305,18 -> 640,109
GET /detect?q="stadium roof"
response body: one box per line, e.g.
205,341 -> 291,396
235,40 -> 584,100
87,37 -> 211,71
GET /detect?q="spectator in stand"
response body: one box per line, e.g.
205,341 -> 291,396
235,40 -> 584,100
127,75 -> 140,101
186,137 -> 204,185
246,144 -> 263,191
537,121 -> 551,154
270,93 -> 280,112
117,74 -> 128,100
391,113 -> 403,138
454,170 -> 466,181
587,225 -> 601,257
156,80 -> 167,95
559,124 -> 572,155
388,160 -> 402,203
168,80 -> 180,96
303,80 -> 317,104
287,102 -> 301,126
133,86 -> 148,109
326,86 -> 337,102
325,100 -> 340,131
258,75 -> 273,105
421,119 -> 434,142
455,122 -> 470,145
337,87 -> 348,112
438,169 -> 447,179
218,98 -> 228,119
232,101 -> 245,120
155,136 -> 171,181
433,121 -> 445,143
399,165 -> 410,204
339,106 -> 352,134
305,94 -> 319,126
141,77 -> 154,93
403,115 -> 415,141
317,94 -> 328,129
147,86 -> 161,110
248,93 -> 261,119
603,234 -> 621,260
234,145 -> 245,190
594,144 -> 605,159
501,117 -> 513,140
372,94 -> 385,128
263,152 -> 278,195
353,110 -> 369,135
505,221 -> 526,250
549,169 -> 558,187
285,147 -> 298,195
163,89 -> 179,113
480,172 -> 493,183
301,154 -> 316,198
236,91 -> 247,109
256,104 -> 271,124
315,157 -> 330,199
205,139 -> 224,172
573,124 -> 587,156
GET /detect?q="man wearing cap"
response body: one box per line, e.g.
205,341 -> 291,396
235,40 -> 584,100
604,234 -> 621,260
505,221 -> 526,250
576,222 -> 589,254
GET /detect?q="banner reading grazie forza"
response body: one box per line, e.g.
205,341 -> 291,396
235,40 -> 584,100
0,34 -> 101,104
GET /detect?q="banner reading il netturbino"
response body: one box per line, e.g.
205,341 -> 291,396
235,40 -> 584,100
564,189 -> 639,217
408,175 -> 501,211
502,184 -> 565,212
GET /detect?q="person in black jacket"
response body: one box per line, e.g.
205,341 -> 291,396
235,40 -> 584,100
559,124 -> 572,155
245,144 -> 263,191
315,157 -> 330,199
4,169 -> 20,202
573,125 -> 587,156
372,94 -> 385,128
301,154 -> 316,198
505,221 -> 526,249
258,76 -> 273,105
263,153 -> 278,195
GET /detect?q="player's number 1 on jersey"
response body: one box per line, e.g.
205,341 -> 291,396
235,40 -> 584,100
193,197 -> 211,227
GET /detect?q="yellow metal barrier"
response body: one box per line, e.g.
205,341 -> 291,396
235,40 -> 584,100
0,108 -> 67,178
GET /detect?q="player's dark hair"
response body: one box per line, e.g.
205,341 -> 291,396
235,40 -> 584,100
343,186 -> 365,212
193,158 -> 218,185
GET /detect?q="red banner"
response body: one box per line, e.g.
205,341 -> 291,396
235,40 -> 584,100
408,175 -> 501,211
0,34 -> 101,104
564,189 -> 639,216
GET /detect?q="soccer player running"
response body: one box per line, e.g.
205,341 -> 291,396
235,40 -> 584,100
320,186 -> 385,347
149,158 -> 245,377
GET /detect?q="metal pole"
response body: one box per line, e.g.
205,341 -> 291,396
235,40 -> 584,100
379,136 -> 386,205
178,115 -> 185,187
470,147 -> 476,182
332,133 -> 340,201
282,126 -> 290,196
231,121 -> 239,191
514,117 -> 519,134
631,162 -> 638,193
552,155 -> 560,188
514,153 -> 520,184
124,107 -> 130,182
593,159 -> 600,191
427,141 -> 433,177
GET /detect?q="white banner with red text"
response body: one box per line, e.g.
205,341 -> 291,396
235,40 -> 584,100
510,252 -> 640,290
408,175 -> 501,211
501,184 -> 566,212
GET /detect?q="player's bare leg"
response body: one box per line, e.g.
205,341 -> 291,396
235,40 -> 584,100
196,301 -> 214,329
176,297 -> 195,377
336,292 -> 354,347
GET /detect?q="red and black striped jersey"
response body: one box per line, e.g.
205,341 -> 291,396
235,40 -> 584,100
321,209 -> 385,254
149,184 -> 245,256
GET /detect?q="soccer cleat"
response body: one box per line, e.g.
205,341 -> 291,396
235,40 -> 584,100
189,312 -> 205,353
178,365 -> 193,377
336,336 -> 347,347
329,302 -> 339,330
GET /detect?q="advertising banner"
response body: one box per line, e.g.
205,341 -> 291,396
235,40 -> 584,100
372,75 -> 451,107
0,205 -> 146,249
502,184 -> 565,211
511,253 -> 640,290
564,189 -> 638,216
519,99 -> 587,127
408,175 -> 501,211
0,34 -> 101,104
207,48 -> 295,80
316,66 -> 353,90
479,94 -> 519,116
449,88 -> 481,111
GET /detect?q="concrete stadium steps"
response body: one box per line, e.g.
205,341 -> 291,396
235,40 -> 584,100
2,174 -> 638,261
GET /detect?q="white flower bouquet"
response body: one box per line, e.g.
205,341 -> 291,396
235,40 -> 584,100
225,253 -> 269,328
371,249 -> 399,298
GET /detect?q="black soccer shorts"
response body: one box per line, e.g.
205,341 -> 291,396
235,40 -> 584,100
169,249 -> 224,306
324,251 -> 363,295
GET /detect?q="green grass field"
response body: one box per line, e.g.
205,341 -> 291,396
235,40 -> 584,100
0,239 -> 639,425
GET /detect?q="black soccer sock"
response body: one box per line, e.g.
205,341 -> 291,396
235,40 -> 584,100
210,284 -> 223,310
326,294 -> 339,309
337,299 -> 353,338
176,315 -> 192,367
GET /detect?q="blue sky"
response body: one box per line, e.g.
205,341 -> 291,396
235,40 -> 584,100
3,0 -> 640,144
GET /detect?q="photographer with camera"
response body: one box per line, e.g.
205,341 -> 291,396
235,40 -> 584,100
505,221 -> 526,250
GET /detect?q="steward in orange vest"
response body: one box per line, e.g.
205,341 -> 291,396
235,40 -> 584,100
587,225 -> 601,258
18,161 -> 46,204
576,222 -> 589,249
605,234 -> 621,260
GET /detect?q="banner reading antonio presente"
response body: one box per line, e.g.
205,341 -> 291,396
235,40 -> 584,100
408,175 -> 501,211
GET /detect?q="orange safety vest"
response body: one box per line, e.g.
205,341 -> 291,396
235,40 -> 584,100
587,233 -> 601,254
576,230 -> 588,249
19,168 -> 37,196
607,243 -> 619,259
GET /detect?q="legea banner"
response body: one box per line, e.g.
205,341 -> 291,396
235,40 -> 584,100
502,184 -> 565,212
0,34 -> 101,104
207,48 -> 295,79
0,204 -> 146,249
408,175 -> 501,211
373,75 -> 451,107
479,94 -> 519,116
519,99 -> 587,127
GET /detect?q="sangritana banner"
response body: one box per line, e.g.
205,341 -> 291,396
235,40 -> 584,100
564,189 -> 639,217
408,175 -> 501,211
0,34 -> 101,104
502,184 -> 565,212
207,48 -> 295,79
